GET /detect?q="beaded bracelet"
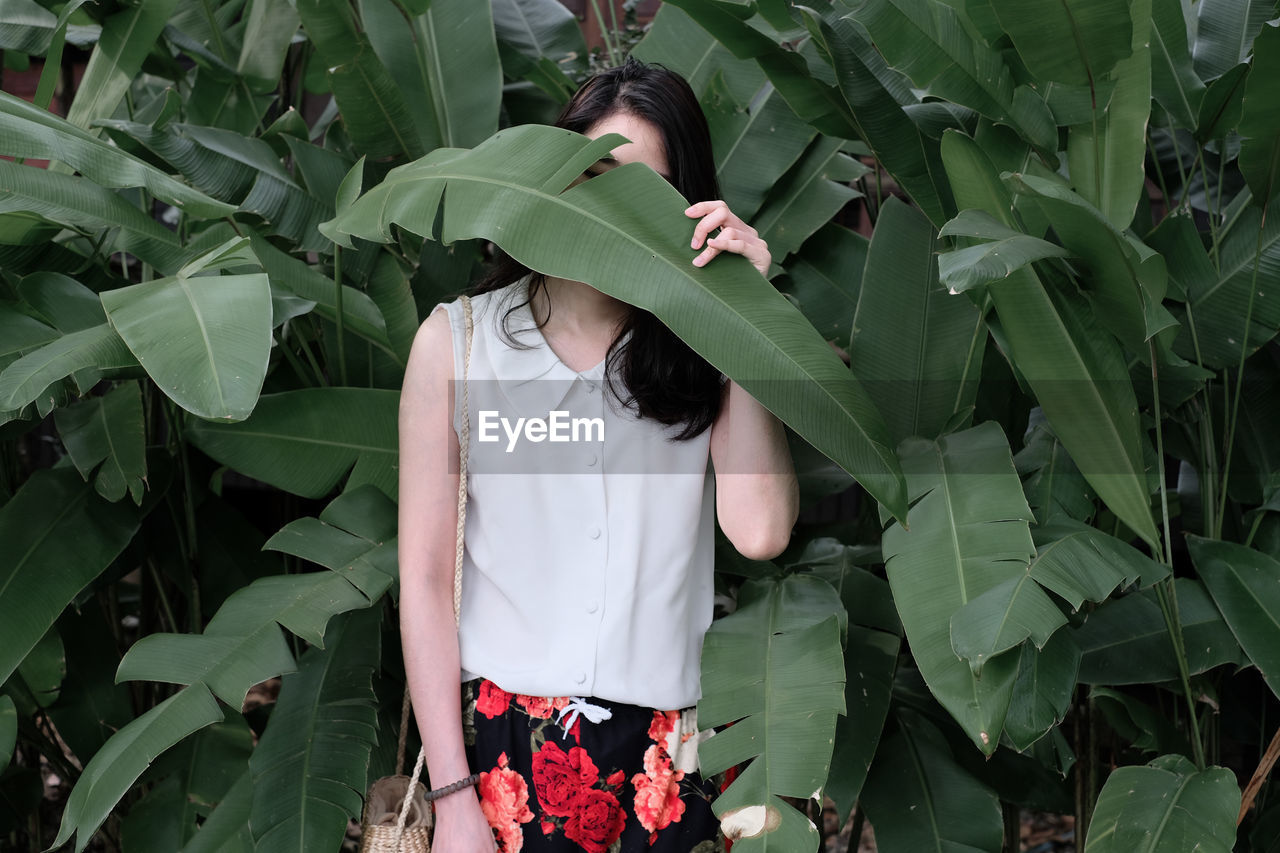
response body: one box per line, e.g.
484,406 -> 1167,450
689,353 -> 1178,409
423,772 -> 481,802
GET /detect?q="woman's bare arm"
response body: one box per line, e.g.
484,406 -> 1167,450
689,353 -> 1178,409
398,308 -> 495,852
684,200 -> 799,560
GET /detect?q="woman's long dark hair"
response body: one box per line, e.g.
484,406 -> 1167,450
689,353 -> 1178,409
470,57 -> 725,441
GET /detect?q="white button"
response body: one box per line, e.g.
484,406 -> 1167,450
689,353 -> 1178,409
575,672 -> 587,684
588,526 -> 601,539
586,601 -> 599,614
587,453 -> 598,467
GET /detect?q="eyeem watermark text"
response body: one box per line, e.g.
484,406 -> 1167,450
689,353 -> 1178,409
478,410 -> 605,452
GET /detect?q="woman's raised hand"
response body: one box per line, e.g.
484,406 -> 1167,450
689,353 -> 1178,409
685,200 -> 771,278
431,791 -> 498,852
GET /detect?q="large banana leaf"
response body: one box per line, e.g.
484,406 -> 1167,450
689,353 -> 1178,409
180,770 -> 253,853
1004,632 -> 1081,751
0,91 -> 232,219
751,136 -> 866,260
50,683 -> 224,853
1187,201 -> 1280,367
1196,63 -> 1250,143
941,129 -> 1159,547
248,608 -> 381,853
1192,0 -> 1277,80
101,238 -> 272,422
1238,22 -> 1280,209
1074,578 -> 1243,684
825,624 -> 897,823
1188,536 -> 1280,701
0,157 -> 186,274
1150,0 -> 1205,129
949,521 -> 1165,672
697,574 -> 845,852
0,695 -> 15,768
859,710 -> 1003,853
0,468 -> 138,686
845,0 -> 1057,156
119,717 -> 253,853
63,0 -> 180,133
0,322 -> 136,413
115,622 -> 295,708
263,486 -> 399,605
850,197 -> 985,446
797,8 -> 954,227
781,222 -> 867,347
632,3 -> 767,105
662,0 -> 862,140
1084,755 -> 1238,852
492,0 -> 587,80
938,210 -> 1074,294
52,380 -> 146,503
1006,173 -> 1175,349
881,422 -> 1034,753
703,74 -> 818,222
235,0 -> 299,92
294,0 -> 422,160
1066,0 -> 1153,230
360,0 -> 502,151
321,123 -> 909,519
187,388 -> 399,500
987,0 -> 1132,87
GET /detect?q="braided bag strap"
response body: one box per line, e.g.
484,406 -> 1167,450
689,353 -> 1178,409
394,294 -> 474,843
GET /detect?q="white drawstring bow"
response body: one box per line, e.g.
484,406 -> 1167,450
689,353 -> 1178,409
557,697 -> 612,739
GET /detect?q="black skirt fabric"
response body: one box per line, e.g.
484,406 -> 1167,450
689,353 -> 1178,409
463,678 -> 725,853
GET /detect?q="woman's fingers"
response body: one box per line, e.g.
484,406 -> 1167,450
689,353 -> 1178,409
686,201 -> 772,277
686,200 -> 734,250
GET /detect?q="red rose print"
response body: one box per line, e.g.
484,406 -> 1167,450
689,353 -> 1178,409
648,710 -> 678,744
564,787 -> 626,853
476,680 -> 513,719
478,752 -> 534,852
531,741 -> 600,817
541,819 -> 556,836
631,745 -> 686,837
606,770 -> 625,789
517,694 -> 571,720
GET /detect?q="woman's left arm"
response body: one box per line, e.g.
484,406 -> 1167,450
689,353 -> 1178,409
687,200 -> 800,561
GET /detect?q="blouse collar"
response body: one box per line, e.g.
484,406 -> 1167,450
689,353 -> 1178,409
488,276 -> 629,413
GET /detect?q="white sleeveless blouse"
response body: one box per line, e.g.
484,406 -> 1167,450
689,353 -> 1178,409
430,276 -> 716,709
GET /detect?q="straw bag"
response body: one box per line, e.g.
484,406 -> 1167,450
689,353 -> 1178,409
361,294 -> 474,853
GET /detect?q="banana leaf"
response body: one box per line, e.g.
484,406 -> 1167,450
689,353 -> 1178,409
752,136 -> 866,260
248,608 -> 381,853
851,197 -> 985,446
1238,22 -> 1280,209
987,0 -> 1132,87
1150,0 -> 1205,129
51,684 -> 224,853
52,379 -> 146,503
186,388 -> 400,500
1084,755 -> 1238,852
697,574 -> 846,852
0,91 -> 232,219
321,123 -> 909,520
881,422 -> 1036,753
941,129 -> 1159,548
60,0 -> 177,135
0,468 -> 139,686
845,0 -> 1057,156
1192,0 -> 1276,80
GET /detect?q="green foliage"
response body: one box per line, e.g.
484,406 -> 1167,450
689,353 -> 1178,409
3,0 -> 1279,850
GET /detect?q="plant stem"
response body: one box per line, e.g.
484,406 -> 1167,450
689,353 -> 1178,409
1148,136 -> 1173,215
295,320 -> 329,386
1214,207 -> 1268,536
1155,578 -> 1207,769
589,0 -> 620,66
1150,342 -> 1174,566
334,246 -> 349,386
147,560 -> 179,634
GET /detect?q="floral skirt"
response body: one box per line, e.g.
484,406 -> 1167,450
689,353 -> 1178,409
462,678 -> 726,853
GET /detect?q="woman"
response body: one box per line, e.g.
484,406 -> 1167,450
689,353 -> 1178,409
398,58 -> 799,852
